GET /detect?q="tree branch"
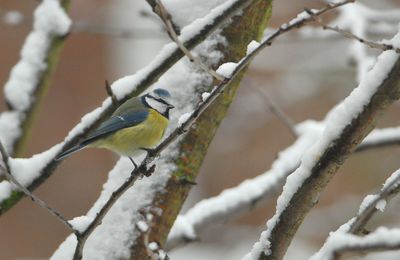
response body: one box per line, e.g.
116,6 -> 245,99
148,0 -> 225,81
0,0 -> 71,159
0,141 -> 76,233
245,14 -> 400,260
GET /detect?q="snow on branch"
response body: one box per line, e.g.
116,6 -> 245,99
313,227 -> 400,260
299,2 -> 400,82
166,121 -> 322,249
311,169 -> 400,260
0,0 -> 253,215
243,22 -> 400,260
167,122 -> 400,249
0,0 -> 70,155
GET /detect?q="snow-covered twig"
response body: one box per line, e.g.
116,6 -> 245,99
0,0 -> 71,157
148,0 -> 224,81
244,23 -> 400,260
304,8 -> 400,53
314,228 -> 400,260
311,168 -> 400,259
356,126 -> 400,152
349,169 -> 400,234
0,0 -> 254,215
0,141 -> 75,233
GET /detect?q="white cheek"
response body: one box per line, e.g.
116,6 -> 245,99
146,98 -> 167,114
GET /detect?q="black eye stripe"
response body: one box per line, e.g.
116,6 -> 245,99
147,95 -> 170,106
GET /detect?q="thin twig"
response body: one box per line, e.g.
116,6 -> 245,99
304,8 -> 400,53
248,82 -> 297,138
105,80 -> 118,105
349,171 -> 400,234
151,0 -> 225,81
0,141 -> 76,233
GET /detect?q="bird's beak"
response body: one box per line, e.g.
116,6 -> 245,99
168,103 -> 175,109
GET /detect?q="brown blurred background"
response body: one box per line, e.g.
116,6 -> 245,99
0,0 -> 400,259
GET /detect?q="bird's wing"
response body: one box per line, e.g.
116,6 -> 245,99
81,109 -> 149,145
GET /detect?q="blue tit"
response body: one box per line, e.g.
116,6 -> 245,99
56,88 -> 174,163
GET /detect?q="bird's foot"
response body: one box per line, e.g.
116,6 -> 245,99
138,164 -> 156,177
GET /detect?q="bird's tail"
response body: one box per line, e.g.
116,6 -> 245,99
55,143 -> 88,161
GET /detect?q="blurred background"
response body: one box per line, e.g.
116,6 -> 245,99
0,0 -> 400,259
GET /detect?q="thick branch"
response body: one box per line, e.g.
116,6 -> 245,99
0,0 -> 71,158
256,31 -> 400,260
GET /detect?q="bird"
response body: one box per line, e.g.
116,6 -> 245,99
56,88 -> 174,166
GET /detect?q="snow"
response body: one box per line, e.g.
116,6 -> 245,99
216,62 -> 237,78
7,144 -> 62,187
178,112 -> 192,127
376,199 -> 386,212
148,242 -> 158,251
69,216 -> 93,233
1,0 -> 70,154
0,144 -> 63,204
137,221 -> 149,232
0,112 -> 22,152
246,40 -> 260,55
311,227 -> 400,260
362,127 -> 400,148
4,0 -> 70,111
243,29 -> 400,259
163,0 -> 227,27
358,195 -> 378,215
201,92 -> 211,102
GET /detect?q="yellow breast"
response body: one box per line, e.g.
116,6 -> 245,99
94,109 -> 169,156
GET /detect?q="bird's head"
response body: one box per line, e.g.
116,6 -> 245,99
143,88 -> 174,118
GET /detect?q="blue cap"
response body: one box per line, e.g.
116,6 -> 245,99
153,88 -> 171,98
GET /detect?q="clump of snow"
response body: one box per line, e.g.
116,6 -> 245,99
216,62 -> 237,78
148,242 -> 158,251
0,112 -> 22,153
246,40 -> 260,55
0,181 -> 14,202
358,194 -> 377,214
178,112 -> 191,127
163,0 -> 227,27
169,215 -> 197,242
201,92 -> 211,102
136,221 -> 149,232
376,199 -> 386,212
69,216 -> 93,233
3,10 -> 24,25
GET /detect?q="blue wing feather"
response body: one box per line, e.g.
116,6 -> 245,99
82,109 -> 149,145
56,109 -> 149,160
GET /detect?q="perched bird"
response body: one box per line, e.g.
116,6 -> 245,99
56,88 -> 174,164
